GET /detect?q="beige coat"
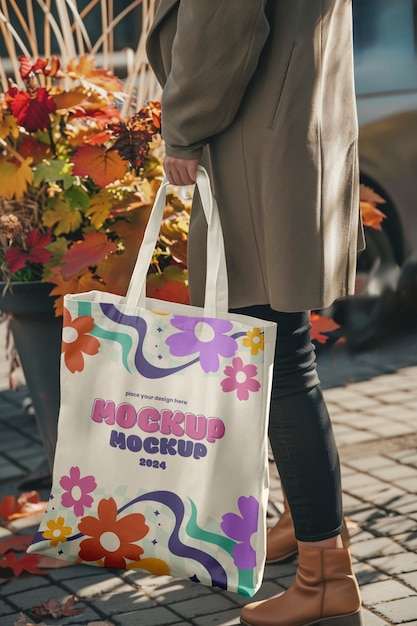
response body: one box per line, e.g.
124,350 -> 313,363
146,0 -> 364,312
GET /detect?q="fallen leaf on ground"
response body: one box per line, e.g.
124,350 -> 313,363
0,552 -> 46,576
0,535 -> 34,554
31,595 -> 83,619
0,491 -> 47,520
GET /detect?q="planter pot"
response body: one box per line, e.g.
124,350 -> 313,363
0,281 -> 61,472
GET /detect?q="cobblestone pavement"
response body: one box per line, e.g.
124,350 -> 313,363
0,318 -> 416,626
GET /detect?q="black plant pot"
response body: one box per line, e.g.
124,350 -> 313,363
0,281 -> 61,473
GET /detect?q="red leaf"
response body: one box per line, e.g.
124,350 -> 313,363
32,595 -> 84,619
72,144 -> 128,187
0,535 -> 34,555
0,552 -> 46,576
60,231 -> 117,277
0,495 -> 17,519
310,313 -> 340,344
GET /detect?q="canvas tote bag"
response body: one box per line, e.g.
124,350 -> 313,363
28,167 -> 277,597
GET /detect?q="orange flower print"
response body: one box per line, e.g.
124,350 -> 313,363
62,307 -> 100,373
42,516 -> 72,547
77,498 -> 149,568
242,328 -> 264,356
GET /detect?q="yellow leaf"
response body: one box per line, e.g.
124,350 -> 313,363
42,196 -> 83,235
0,157 -> 33,199
0,115 -> 19,140
85,190 -> 114,228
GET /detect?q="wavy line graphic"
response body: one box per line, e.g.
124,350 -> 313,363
117,490 -> 228,589
100,303 -> 201,379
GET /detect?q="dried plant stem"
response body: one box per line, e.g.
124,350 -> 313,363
1,0 -> 158,104
0,138 -> 26,163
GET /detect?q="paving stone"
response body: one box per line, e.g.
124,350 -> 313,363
395,531 -> 417,551
367,552 -> 417,575
168,594 -> 238,619
2,614 -> 33,626
345,456 -> 394,472
141,578 -> 215,603
398,571 -> 417,592
361,579 -> 415,606
6,584 -> 72,611
372,465 -> 417,482
387,494 -> 417,515
87,587 -> 154,614
0,599 -> 16,617
374,596 -> 417,623
395,477 -> 417,494
361,607 -> 392,625
353,561 -> 389,585
366,515 -> 417,536
351,536 -> 405,560
193,609 -> 241,625
114,605 -> 190,625
2,573 -> 52,595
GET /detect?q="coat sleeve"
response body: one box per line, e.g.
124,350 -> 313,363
161,0 -> 270,159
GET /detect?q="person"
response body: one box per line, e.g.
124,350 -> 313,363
146,2 -> 365,625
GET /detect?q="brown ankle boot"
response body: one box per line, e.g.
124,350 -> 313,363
266,492 -> 298,563
266,492 -> 350,564
241,544 -> 363,626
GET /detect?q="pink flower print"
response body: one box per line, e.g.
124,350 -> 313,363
59,466 -> 97,517
166,315 -> 238,373
221,357 -> 260,401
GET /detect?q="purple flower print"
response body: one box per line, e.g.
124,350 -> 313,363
221,496 -> 259,569
221,357 -> 260,401
165,315 -> 238,373
59,466 -> 97,517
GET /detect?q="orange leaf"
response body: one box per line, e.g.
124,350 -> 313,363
66,54 -> 124,93
0,492 -> 47,520
359,184 -> 387,230
48,269 -> 106,316
72,144 -> 128,187
359,183 -> 386,205
0,552 -> 46,576
52,87 -> 88,111
310,313 -> 340,344
60,232 -> 117,277
360,201 -> 386,231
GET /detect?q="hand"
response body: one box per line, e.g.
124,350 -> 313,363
164,156 -> 200,186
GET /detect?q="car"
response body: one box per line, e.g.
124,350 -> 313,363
328,0 -> 417,348
354,0 -> 417,268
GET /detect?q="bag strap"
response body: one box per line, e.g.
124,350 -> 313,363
126,166 -> 229,316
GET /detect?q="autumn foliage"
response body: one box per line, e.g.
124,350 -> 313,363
0,55 -> 166,315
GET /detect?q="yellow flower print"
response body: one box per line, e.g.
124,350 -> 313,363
43,516 -> 72,546
243,328 -> 264,355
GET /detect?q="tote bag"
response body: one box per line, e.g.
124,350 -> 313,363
28,167 -> 277,597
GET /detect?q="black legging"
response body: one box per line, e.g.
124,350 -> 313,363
231,305 -> 343,542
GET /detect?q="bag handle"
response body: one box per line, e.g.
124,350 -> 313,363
126,166 -> 229,317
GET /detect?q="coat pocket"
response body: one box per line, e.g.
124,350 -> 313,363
268,44 -> 296,130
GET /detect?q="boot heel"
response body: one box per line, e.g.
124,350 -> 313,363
323,609 -> 364,626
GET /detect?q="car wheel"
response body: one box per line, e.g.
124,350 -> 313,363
355,225 -> 398,295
